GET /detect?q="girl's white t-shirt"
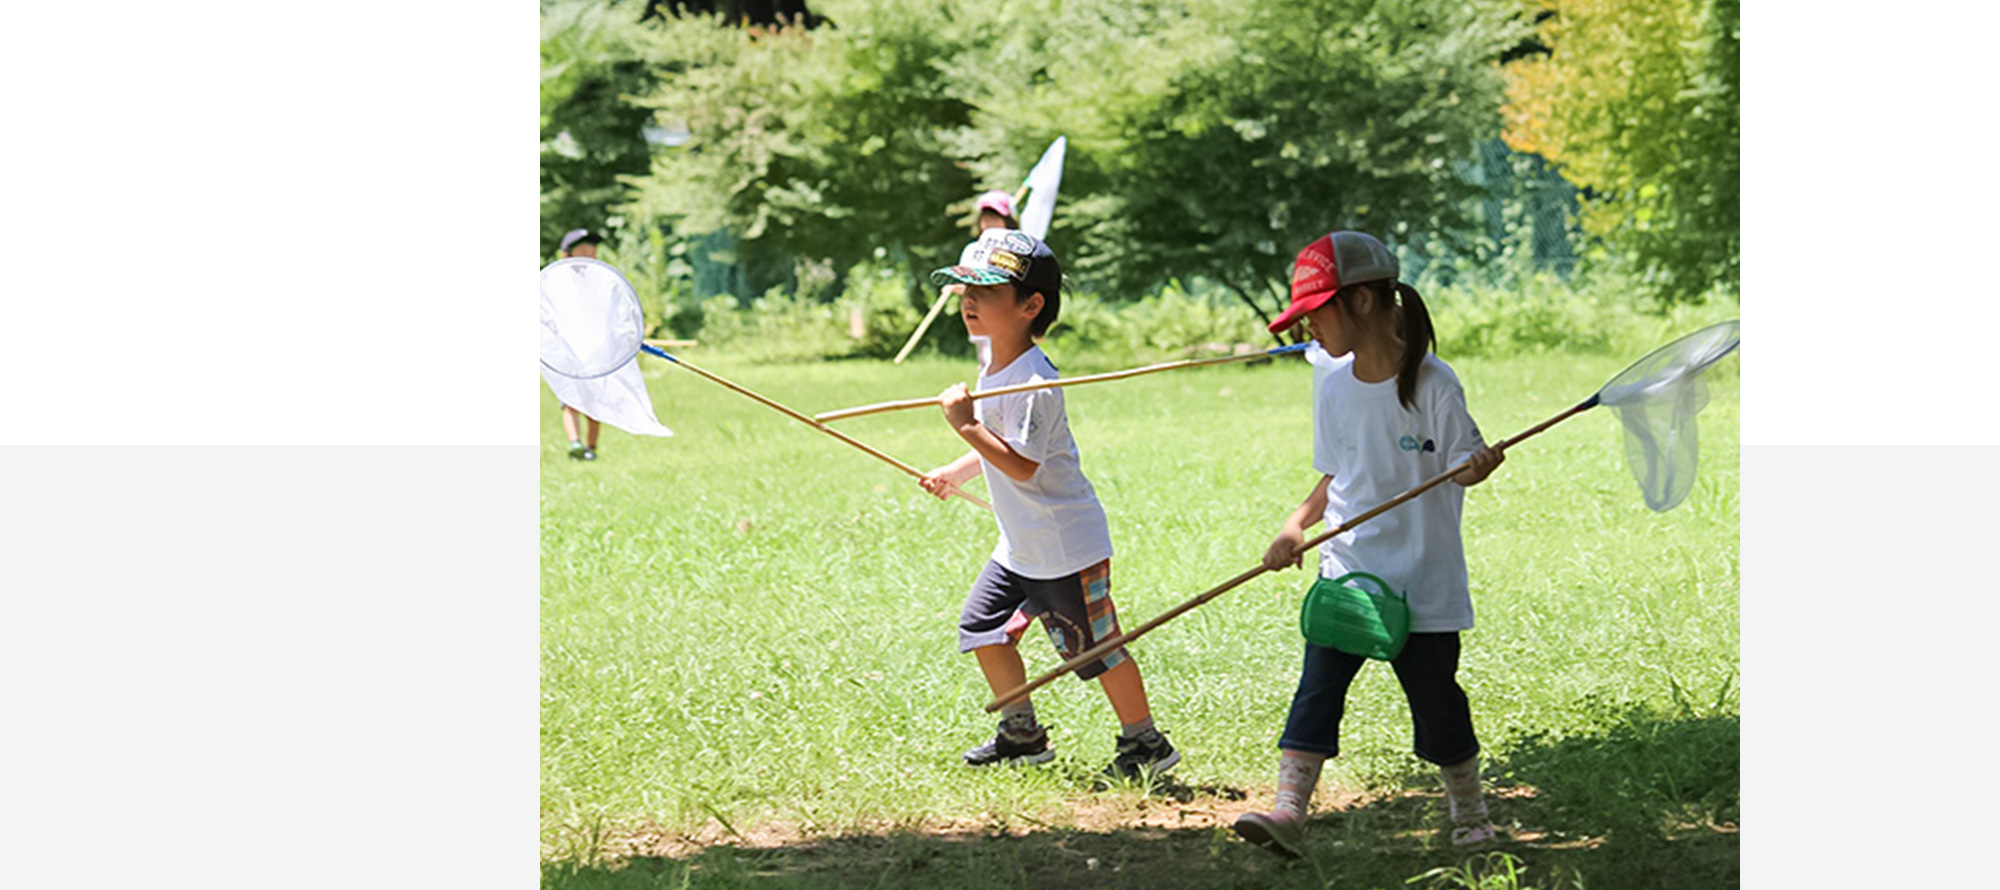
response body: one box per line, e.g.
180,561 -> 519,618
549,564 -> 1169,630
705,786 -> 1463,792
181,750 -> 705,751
1306,344 -> 1485,631
974,346 -> 1114,579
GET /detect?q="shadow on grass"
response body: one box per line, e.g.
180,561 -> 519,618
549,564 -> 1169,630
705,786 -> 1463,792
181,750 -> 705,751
544,710 -> 1737,890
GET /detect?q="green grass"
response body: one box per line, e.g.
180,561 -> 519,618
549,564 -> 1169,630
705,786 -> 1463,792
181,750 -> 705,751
541,337 -> 1738,889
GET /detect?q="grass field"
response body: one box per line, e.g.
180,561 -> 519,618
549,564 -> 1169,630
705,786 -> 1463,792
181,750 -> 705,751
541,333 -> 1738,889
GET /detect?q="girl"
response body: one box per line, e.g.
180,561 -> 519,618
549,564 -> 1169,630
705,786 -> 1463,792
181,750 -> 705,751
972,189 -> 1019,234
1232,231 -> 1504,858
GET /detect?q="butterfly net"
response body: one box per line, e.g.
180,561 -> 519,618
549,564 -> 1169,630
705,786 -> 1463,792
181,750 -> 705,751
1594,320 -> 1739,512
539,258 -> 673,437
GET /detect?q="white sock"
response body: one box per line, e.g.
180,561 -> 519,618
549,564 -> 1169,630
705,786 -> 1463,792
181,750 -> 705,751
1272,751 -> 1326,822
1441,756 -> 1488,824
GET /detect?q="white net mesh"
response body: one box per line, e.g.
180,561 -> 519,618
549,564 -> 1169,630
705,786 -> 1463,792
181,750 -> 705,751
1596,320 -> 1739,512
540,258 -> 645,379
539,259 -> 673,438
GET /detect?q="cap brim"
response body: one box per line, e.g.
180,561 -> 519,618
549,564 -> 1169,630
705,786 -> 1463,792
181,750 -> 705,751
930,266 -> 1013,287
1267,289 -> 1335,333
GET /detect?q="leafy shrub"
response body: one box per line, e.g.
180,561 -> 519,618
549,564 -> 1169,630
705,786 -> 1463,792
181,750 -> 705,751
671,256 -> 1739,369
598,227 -> 697,340
841,261 -> 927,359
1427,265 -> 1739,360
1044,281 -> 1276,370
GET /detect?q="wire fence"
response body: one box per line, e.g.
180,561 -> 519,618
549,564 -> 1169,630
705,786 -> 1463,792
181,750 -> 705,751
671,140 -> 1583,304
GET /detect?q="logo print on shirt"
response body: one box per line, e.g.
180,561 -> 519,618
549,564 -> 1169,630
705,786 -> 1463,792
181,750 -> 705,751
1399,435 -> 1437,453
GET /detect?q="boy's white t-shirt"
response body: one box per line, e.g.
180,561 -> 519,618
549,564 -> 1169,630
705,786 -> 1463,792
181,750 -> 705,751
974,345 -> 1114,579
1307,344 -> 1485,632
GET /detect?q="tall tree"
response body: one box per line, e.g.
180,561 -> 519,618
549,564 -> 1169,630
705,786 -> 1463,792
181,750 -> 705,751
626,0 -> 981,306
541,0 -> 661,258
1502,0 -> 1739,302
946,0 -> 1529,331
622,0 -> 1528,333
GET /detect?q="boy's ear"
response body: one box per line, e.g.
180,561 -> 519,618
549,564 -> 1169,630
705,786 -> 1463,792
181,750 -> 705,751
1021,291 -> 1045,319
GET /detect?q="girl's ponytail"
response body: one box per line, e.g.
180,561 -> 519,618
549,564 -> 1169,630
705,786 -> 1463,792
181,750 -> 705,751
1393,282 -> 1435,410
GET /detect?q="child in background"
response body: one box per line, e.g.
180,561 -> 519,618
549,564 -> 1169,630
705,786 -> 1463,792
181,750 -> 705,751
972,190 -> 1019,234
556,228 -> 605,461
919,228 -> 1179,779
1232,231 -> 1505,858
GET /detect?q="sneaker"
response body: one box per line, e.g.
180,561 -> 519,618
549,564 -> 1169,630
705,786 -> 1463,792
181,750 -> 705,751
1103,730 -> 1180,780
962,724 -> 1054,767
567,441 -> 587,460
581,445 -> 597,461
1451,821 -> 1499,847
1232,811 -> 1305,859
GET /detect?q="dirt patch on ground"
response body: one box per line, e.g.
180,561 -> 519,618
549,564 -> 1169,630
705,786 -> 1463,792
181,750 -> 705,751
583,780 -> 1422,863
546,777 -> 1738,890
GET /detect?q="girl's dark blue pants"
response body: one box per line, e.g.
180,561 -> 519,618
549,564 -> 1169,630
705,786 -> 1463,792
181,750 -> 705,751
1278,632 -> 1479,766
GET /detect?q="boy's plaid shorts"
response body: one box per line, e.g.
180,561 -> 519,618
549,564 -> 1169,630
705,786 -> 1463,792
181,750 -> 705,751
958,558 -> 1126,680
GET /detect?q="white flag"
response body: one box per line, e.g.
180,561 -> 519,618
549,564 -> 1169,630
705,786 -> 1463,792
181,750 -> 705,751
1017,136 -> 1066,240
540,258 -> 674,437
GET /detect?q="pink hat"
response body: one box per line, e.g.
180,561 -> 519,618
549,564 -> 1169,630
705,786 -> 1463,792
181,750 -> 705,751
975,190 -> 1017,220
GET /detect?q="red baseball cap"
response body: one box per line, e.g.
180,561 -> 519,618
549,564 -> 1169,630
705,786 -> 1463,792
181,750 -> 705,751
1267,231 -> 1400,333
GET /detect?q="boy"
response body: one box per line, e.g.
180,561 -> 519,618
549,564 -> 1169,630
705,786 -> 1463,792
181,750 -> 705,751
919,229 -> 1178,779
557,227 -> 601,260
556,228 -> 604,460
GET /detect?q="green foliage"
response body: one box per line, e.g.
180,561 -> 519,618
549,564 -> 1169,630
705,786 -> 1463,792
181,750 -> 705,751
840,258 -> 929,357
626,2 -> 981,309
542,0 -> 665,259
647,259 -> 1743,370
1423,265 -> 1739,360
683,290 -> 854,362
541,0 -> 1740,352
621,0 -> 1532,319
1502,0 -> 1740,303
1409,853 -> 1586,890
1043,280 -> 1274,369
684,258 -> 936,362
944,0 -> 1532,320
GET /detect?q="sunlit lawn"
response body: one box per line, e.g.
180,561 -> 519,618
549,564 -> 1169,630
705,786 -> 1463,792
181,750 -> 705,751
541,340 -> 1738,888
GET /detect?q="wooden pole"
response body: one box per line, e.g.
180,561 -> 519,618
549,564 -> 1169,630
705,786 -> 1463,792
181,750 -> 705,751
640,346 -> 992,512
892,288 -> 956,365
819,345 -> 1308,423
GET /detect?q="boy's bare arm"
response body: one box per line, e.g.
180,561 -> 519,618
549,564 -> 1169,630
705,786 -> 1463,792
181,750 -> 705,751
938,384 -> 1041,482
919,450 -> 984,500
1263,475 -> 1332,571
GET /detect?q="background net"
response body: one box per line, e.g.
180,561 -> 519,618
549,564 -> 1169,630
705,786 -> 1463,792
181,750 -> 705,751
1595,320 -> 1739,512
539,259 -> 674,438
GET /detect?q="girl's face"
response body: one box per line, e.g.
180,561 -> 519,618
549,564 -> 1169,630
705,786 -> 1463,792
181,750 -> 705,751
960,282 -> 1039,340
1304,298 -> 1350,357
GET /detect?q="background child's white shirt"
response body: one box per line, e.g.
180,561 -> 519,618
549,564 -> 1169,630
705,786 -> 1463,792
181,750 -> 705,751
1311,350 -> 1485,632
974,345 -> 1114,579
